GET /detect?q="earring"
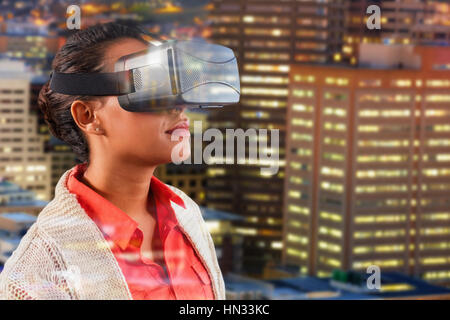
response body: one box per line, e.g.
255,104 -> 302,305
95,127 -> 100,132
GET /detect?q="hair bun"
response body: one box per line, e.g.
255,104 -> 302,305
37,80 -> 60,138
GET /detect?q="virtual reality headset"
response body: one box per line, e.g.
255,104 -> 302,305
49,39 -> 240,112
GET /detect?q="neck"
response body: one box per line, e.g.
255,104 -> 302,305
81,158 -> 157,219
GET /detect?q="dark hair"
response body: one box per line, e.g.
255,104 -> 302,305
38,22 -> 147,163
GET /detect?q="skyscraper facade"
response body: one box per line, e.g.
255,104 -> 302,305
343,0 -> 450,65
283,45 -> 450,287
208,0 -> 348,276
0,59 -> 51,201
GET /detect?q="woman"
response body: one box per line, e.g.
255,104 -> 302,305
0,22 -> 225,300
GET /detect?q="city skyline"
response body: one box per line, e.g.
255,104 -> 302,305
284,45 -> 450,287
206,0 -> 450,282
0,0 -> 450,296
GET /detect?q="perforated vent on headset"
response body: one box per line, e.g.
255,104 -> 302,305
177,52 -> 239,94
133,69 -> 143,91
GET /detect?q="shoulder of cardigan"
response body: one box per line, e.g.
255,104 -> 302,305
33,166 -> 225,300
34,168 -> 133,299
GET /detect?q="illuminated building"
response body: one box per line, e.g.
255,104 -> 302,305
0,211 -> 37,265
46,137 -> 76,199
0,179 -> 47,215
0,19 -> 59,77
283,45 -> 450,286
0,59 -> 51,201
344,0 -> 450,64
225,268 -> 450,299
154,2 -> 183,14
207,0 -> 348,277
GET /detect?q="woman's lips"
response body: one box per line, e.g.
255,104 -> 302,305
165,122 -> 190,138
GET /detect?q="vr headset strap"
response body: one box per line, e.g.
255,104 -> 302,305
49,70 -> 134,96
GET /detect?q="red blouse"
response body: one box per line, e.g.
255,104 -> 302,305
66,163 -> 215,300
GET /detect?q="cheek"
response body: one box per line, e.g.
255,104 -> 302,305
103,103 -> 182,162
104,98 -> 164,137
111,113 -> 174,155
122,116 -> 165,145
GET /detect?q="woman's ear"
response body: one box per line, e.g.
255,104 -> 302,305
70,100 -> 103,135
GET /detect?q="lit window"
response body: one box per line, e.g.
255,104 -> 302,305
242,87 -> 288,96
293,89 -> 314,98
244,64 -> 290,73
293,74 -> 315,83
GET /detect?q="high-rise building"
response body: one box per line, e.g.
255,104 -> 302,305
46,137 -> 76,198
343,0 -> 450,65
0,19 -> 59,77
0,59 -> 51,201
207,0 -> 348,276
0,179 -> 48,215
283,45 -> 450,287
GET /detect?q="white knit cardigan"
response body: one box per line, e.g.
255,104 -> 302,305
0,167 -> 226,300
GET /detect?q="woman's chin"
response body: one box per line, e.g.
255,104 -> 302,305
170,139 -> 191,164
175,149 -> 191,163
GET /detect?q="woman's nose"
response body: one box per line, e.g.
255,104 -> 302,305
168,105 -> 187,115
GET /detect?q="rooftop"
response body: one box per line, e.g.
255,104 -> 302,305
223,268 -> 450,300
0,180 -> 48,208
267,271 -> 450,300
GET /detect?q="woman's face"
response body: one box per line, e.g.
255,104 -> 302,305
86,38 -> 191,166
